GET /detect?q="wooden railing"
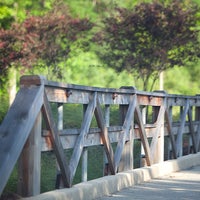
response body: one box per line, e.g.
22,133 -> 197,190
0,75 -> 200,197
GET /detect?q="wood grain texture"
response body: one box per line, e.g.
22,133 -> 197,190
68,92 -> 97,185
95,97 -> 115,174
0,85 -> 44,195
42,91 -> 71,187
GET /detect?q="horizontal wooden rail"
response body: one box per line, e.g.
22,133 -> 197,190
0,75 -> 200,198
41,122 -> 199,151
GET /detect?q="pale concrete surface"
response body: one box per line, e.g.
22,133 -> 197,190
98,165 -> 200,200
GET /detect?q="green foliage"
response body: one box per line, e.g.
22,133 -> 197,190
165,62 -> 200,95
65,50 -> 135,88
64,0 -> 116,22
94,0 -> 200,91
0,3 -> 14,29
0,0 -> 54,28
0,0 -> 200,123
0,89 -> 9,123
0,74 -> 9,123
28,49 -> 135,89
0,1 -> 93,78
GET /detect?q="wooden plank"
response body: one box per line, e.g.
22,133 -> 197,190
195,106 -> 200,151
45,87 -> 133,105
82,104 -> 88,182
167,96 -> 200,106
45,85 -> 166,106
118,104 -> 134,172
42,92 -> 71,187
187,107 -> 197,153
135,103 -> 152,166
118,104 -> 129,172
18,112 -> 42,197
94,97 -> 115,174
21,75 -> 200,106
103,104 -> 110,175
118,87 -> 135,171
196,123 -> 200,151
57,103 -> 64,130
20,75 -> 46,86
104,105 -> 110,127
140,106 -> 147,167
81,147 -> 88,182
175,100 -> 190,157
137,95 -> 162,106
150,99 -> 166,163
0,86 -> 44,196
165,108 -> 177,159
195,106 -> 200,120
41,122 -> 198,152
68,92 -> 97,184
55,103 -> 64,189
114,95 -> 136,172
45,80 -> 136,94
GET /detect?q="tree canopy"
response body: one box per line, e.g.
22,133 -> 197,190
94,0 -> 200,90
0,0 -> 54,29
0,0 -> 200,89
0,0 -> 200,123
0,1 -> 93,78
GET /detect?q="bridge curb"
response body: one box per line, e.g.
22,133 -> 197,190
23,153 -> 200,200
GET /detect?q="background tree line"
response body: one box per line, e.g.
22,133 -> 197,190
0,0 -> 200,122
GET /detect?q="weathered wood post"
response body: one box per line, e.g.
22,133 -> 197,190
118,89 -> 134,171
188,106 -> 194,154
152,107 -> 164,163
17,76 -> 43,197
152,106 -> 160,163
55,103 -> 64,189
167,106 -> 173,159
195,98 -> 200,121
140,106 -> 147,167
151,93 -> 165,164
17,112 -> 42,197
103,104 -> 110,175
176,100 -> 189,157
195,99 -> 200,151
82,104 -> 88,182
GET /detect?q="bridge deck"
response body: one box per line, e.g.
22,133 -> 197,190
99,165 -> 200,200
23,153 -> 200,200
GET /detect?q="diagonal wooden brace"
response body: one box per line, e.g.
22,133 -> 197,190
114,94 -> 136,172
95,96 -> 115,175
68,92 -> 97,184
135,102 -> 152,166
42,91 -> 71,187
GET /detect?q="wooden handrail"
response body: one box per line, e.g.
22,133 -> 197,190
0,75 -> 200,197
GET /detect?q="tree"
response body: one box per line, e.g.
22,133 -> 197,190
94,0 -> 200,91
0,1 -> 93,79
0,0 -> 93,111
0,0 -> 54,29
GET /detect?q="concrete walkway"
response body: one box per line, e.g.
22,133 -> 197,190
98,165 -> 200,200
24,153 -> 200,200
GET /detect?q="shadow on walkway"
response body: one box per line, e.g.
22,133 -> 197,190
99,166 -> 200,200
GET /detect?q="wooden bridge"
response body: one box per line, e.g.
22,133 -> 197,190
0,75 -> 200,198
